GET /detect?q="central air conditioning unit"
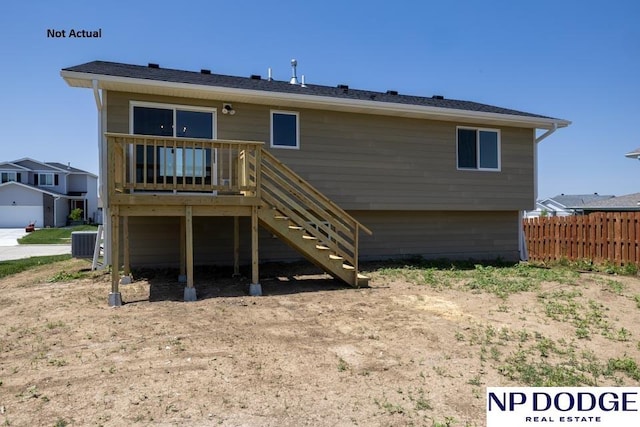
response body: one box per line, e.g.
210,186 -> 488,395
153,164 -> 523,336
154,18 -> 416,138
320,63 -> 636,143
71,231 -> 98,258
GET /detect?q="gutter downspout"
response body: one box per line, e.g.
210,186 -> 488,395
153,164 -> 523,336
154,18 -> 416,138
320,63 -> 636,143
53,196 -> 60,227
521,122 -> 560,260
92,80 -> 102,111
533,122 -> 560,201
535,122 -> 558,144
92,80 -> 110,266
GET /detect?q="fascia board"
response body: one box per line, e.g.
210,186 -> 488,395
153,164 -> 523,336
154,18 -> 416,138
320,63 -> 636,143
61,70 -> 571,130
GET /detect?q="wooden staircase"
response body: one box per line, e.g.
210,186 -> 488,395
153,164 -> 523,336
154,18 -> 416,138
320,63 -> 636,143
105,133 -> 372,290
257,150 -> 372,287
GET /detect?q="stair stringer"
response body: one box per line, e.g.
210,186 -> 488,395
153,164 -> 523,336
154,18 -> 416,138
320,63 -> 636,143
257,206 -> 366,286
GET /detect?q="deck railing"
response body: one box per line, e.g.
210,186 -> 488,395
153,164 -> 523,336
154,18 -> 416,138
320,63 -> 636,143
106,133 -> 372,282
106,133 -> 262,195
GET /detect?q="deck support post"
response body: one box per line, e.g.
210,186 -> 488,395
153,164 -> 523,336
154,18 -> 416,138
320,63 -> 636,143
178,216 -> 187,283
353,223 -> 359,287
183,206 -> 197,302
249,206 -> 261,296
109,206 -> 122,306
233,216 -> 240,277
120,216 -> 132,285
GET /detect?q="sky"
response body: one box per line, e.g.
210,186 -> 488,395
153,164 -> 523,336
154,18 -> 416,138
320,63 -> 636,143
0,0 -> 638,200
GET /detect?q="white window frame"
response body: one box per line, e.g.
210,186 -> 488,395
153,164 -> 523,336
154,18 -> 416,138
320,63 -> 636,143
38,173 -> 54,186
270,110 -> 300,150
456,126 -> 501,172
1,172 -> 17,183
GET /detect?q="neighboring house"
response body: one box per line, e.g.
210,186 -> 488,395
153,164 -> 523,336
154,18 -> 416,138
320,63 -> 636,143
525,193 -> 614,218
61,60 -> 569,305
579,192 -> 640,213
625,147 -> 640,160
0,158 -> 98,228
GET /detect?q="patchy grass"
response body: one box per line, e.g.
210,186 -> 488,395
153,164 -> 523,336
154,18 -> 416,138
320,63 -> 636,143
48,270 -> 87,283
544,258 -> 639,276
0,255 -> 72,279
537,289 -> 630,341
376,259 -> 579,298
0,257 -> 638,426
377,258 -> 640,390
18,225 -> 98,245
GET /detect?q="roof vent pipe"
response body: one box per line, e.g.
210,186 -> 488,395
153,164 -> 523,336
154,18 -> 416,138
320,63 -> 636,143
289,59 -> 298,85
268,67 -> 273,81
301,75 -> 307,88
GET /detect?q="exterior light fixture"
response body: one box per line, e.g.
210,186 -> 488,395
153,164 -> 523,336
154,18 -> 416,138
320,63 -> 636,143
222,103 -> 235,115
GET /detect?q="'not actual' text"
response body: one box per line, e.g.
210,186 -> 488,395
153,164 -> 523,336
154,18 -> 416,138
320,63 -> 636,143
47,29 -> 102,38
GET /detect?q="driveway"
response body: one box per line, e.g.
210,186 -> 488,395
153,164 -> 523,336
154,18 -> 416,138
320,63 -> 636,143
0,228 -> 71,261
0,229 -> 28,246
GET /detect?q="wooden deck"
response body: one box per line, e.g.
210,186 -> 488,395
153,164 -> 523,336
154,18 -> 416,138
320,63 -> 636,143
105,133 -> 371,305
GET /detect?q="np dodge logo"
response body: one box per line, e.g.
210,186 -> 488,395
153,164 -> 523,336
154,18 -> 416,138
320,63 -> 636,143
486,387 -> 640,427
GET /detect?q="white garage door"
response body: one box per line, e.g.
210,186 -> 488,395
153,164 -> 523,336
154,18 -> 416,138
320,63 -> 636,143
0,206 -> 43,228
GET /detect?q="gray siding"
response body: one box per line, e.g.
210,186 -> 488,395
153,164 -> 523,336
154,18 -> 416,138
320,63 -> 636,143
353,210 -> 519,261
85,176 -> 98,222
55,198 -> 69,227
106,91 -> 526,268
125,210 -> 519,268
106,91 -> 535,212
125,216 -> 298,268
67,174 -> 88,193
67,174 -> 99,222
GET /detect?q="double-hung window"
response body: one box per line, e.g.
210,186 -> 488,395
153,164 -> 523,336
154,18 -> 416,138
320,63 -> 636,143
271,110 -> 299,149
1,172 -> 17,183
130,102 -> 216,185
38,173 -> 55,186
456,127 -> 500,171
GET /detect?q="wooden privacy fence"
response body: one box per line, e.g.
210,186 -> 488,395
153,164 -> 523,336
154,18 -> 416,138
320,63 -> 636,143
523,212 -> 640,266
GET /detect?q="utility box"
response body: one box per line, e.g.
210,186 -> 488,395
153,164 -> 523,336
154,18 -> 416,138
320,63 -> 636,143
71,231 -> 97,258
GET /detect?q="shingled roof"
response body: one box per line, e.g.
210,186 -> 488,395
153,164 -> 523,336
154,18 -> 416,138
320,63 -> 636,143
62,61 -> 564,123
46,162 -> 98,177
580,192 -> 640,211
546,194 -> 615,209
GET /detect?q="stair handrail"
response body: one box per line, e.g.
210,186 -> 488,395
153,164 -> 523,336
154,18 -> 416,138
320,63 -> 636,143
260,149 -> 372,236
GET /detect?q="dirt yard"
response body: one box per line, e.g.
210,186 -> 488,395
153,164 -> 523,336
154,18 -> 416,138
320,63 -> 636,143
1,259 -> 639,426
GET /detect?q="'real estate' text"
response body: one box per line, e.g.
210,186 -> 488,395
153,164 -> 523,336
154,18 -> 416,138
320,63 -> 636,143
47,29 -> 102,38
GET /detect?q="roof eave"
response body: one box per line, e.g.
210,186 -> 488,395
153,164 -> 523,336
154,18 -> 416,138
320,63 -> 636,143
61,70 -> 570,130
